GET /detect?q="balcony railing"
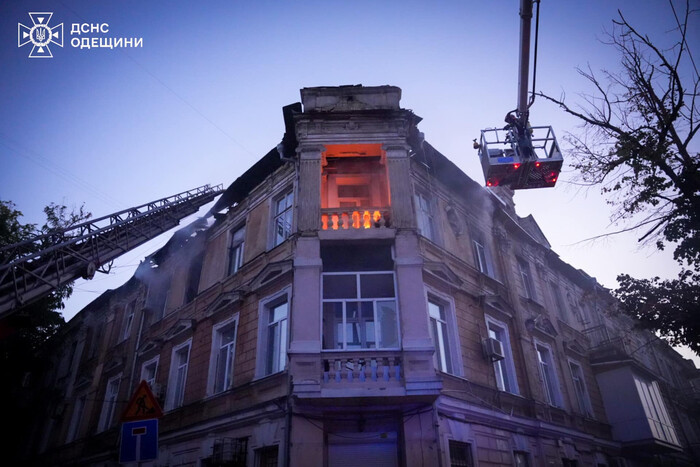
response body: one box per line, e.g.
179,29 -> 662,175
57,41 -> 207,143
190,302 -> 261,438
322,351 -> 401,384
321,208 -> 392,231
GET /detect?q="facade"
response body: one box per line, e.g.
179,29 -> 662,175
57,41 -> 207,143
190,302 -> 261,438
21,85 -> 700,466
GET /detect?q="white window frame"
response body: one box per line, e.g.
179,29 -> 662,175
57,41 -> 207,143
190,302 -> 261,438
485,315 -> 520,395
634,375 -> 679,445
121,300 -> 135,341
165,339 -> 192,410
256,288 -> 291,379
415,191 -> 437,242
517,258 -> 536,300
271,188 -> 294,248
535,340 -> 563,407
472,240 -> 494,277
208,313 -> 240,395
425,290 -> 462,376
568,359 -> 593,417
321,271 -> 400,351
228,224 -> 245,275
140,355 -> 159,388
66,394 -> 86,443
97,374 -> 121,432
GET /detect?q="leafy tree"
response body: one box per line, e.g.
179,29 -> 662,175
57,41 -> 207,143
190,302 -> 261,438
537,2 -> 699,354
0,200 -> 91,460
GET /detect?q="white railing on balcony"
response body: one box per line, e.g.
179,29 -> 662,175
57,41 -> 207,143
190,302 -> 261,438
322,352 -> 401,383
321,208 -> 392,231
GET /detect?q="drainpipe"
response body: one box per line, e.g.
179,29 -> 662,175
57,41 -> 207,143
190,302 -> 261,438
285,376 -> 293,467
128,305 -> 148,391
433,404 -> 443,467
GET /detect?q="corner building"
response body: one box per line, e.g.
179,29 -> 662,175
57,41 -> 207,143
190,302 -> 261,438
26,86 -> 700,466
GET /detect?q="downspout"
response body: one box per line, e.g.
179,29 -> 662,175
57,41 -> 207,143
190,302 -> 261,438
285,376 -> 293,467
127,306 -> 148,391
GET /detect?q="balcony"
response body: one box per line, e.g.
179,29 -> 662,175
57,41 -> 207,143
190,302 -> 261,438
321,208 -> 392,231
323,351 -> 401,384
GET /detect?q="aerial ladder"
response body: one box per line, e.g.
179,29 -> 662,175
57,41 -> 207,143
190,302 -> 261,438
476,0 -> 563,189
0,184 -> 223,318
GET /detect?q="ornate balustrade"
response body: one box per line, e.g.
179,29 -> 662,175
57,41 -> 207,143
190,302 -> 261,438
321,208 -> 392,231
322,351 -> 401,384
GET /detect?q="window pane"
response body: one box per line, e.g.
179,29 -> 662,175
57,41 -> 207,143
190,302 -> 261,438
377,301 -> 399,348
278,318 -> 288,372
429,301 -> 446,321
267,323 -> 279,373
323,302 -> 344,350
360,273 -> 395,298
323,274 -> 357,299
269,302 -> 288,323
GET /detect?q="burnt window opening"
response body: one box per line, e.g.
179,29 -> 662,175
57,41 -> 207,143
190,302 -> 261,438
321,144 -> 390,210
321,243 -> 393,272
185,253 -> 204,304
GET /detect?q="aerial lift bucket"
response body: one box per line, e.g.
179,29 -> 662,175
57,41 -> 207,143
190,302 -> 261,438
477,125 -> 563,189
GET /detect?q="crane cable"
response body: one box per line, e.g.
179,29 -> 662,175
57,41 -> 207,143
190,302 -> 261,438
528,0 -> 541,109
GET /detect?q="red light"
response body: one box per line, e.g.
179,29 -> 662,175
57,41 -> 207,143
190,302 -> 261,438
535,162 -> 541,168
552,177 -> 557,183
486,181 -> 492,187
513,163 -> 520,170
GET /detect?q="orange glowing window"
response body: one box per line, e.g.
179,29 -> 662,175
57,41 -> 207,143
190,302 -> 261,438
321,144 -> 391,210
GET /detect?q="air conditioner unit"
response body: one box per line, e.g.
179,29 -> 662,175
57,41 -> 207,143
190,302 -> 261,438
483,337 -> 505,362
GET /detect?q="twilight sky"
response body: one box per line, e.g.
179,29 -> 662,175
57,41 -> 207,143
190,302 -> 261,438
1,1 -> 697,358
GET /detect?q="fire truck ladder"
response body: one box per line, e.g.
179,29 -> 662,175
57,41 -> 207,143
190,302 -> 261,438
0,184 -> 223,318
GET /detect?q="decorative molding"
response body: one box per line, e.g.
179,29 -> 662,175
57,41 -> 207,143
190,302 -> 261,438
165,319 -> 196,342
205,291 -> 245,318
249,260 -> 293,292
138,338 -> 163,356
424,261 -> 463,288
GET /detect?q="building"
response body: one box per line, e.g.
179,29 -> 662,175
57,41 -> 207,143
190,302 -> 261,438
20,85 -> 700,466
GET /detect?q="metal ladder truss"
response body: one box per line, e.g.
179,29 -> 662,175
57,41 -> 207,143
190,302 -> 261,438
0,184 -> 223,318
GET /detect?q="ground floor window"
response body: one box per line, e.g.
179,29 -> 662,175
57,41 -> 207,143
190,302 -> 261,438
256,445 -> 279,467
448,440 -> 474,467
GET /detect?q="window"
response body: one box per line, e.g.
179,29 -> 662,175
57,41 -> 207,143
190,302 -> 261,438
184,254 -> 203,303
66,395 -> 86,442
256,445 -> 279,467
258,295 -> 289,377
486,317 -> 519,394
140,356 -> 159,388
416,192 -> 436,241
472,240 -> 493,277
98,375 -> 121,432
536,342 -> 563,407
514,451 -> 531,467
517,258 -> 536,300
634,376 -> 679,445
210,316 -> 239,394
448,440 -> 474,467
228,225 -> 245,275
568,360 -> 593,417
428,298 -> 459,374
166,340 -> 191,410
121,301 -> 136,341
549,281 -> 568,323
322,272 -> 399,350
272,190 -> 293,247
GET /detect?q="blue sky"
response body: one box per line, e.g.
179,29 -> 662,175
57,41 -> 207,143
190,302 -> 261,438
1,1 -> 697,358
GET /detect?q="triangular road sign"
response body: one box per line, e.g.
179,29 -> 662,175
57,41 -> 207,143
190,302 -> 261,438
121,380 -> 163,422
